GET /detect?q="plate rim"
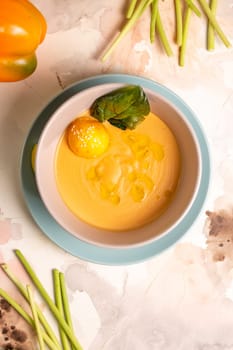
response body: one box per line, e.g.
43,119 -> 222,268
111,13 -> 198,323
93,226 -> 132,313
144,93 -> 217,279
20,73 -> 211,265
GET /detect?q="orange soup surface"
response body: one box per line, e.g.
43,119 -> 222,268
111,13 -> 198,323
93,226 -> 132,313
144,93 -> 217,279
55,111 -> 181,231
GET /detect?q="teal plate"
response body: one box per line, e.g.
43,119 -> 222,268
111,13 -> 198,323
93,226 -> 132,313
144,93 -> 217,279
20,74 -> 211,265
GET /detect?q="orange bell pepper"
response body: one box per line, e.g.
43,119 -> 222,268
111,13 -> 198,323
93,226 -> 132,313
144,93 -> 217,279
0,0 -> 47,82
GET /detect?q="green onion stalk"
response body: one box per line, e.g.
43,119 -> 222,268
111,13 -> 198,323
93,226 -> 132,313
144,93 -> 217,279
14,249 -> 83,350
0,263 -> 61,349
179,5 -> 192,66
197,0 -> 231,48
174,0 -> 183,46
207,0 -> 218,50
102,0 -> 153,61
0,288 -> 59,350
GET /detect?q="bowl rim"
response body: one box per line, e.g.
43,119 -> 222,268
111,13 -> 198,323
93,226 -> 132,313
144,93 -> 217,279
20,73 -> 211,264
35,79 -> 204,248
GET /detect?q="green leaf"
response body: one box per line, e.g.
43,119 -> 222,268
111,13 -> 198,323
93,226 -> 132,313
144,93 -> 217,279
91,85 -> 150,130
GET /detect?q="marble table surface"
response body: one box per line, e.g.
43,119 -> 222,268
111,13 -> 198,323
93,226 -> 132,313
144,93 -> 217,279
0,1 -> 233,349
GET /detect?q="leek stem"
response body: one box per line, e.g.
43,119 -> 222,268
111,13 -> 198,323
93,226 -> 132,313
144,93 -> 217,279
197,0 -> 231,47
179,6 -> 192,66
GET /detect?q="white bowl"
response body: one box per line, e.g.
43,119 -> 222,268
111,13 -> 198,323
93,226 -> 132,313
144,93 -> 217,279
35,80 -> 202,248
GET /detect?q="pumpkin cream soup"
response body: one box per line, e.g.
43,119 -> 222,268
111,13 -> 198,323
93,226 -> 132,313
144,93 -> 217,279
55,111 -> 181,231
